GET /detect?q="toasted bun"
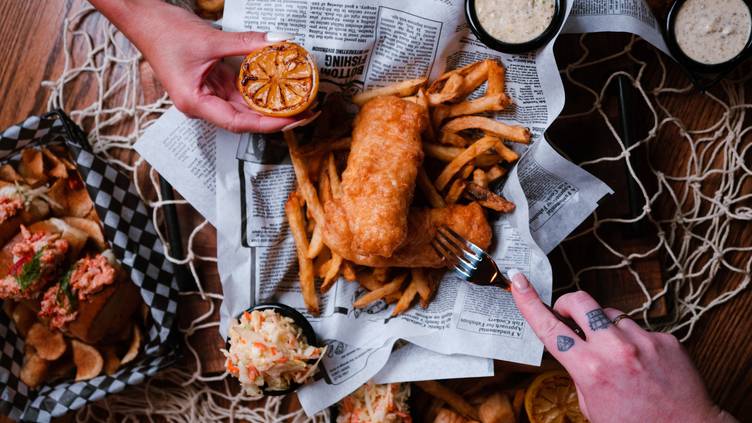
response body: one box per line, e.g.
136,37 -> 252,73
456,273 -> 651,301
66,271 -> 140,344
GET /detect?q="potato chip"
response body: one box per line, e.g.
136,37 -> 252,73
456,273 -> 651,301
18,149 -> 46,186
41,148 -> 68,179
102,345 -> 121,375
11,302 -> 37,337
20,352 -> 49,388
27,323 -> 67,361
121,325 -> 142,365
63,216 -> 106,250
0,164 -> 22,182
72,340 -> 103,381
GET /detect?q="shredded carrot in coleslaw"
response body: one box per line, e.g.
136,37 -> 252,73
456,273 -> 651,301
337,382 -> 411,422
222,309 -> 324,396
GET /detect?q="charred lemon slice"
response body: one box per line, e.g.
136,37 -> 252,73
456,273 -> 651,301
525,371 -> 588,423
237,42 -> 318,117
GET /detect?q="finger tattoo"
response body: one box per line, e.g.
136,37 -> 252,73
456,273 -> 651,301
586,308 -> 612,331
557,335 -> 575,352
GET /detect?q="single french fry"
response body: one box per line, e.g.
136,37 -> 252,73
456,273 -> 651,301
446,93 -> 512,119
428,73 -> 465,105
327,153 -> 342,198
460,164 -> 474,180
441,116 -> 531,144
425,143 -> 464,161
418,167 -> 446,208
486,60 -> 506,95
465,182 -> 516,213
432,104 -> 451,131
427,61 -> 483,93
391,279 -> 419,316
435,136 -> 501,190
297,137 -> 351,157
457,60 -> 491,98
445,178 -> 467,204
285,131 -> 326,224
441,131 -> 471,147
485,165 -> 507,182
401,95 -> 418,103
373,267 -> 390,283
353,273 -> 407,308
314,252 -> 331,278
357,270 -> 383,291
352,78 -> 428,106
416,89 -> 436,141
321,253 -> 343,293
473,169 -> 489,188
415,380 -> 480,420
412,269 -> 431,302
307,224 -> 324,258
342,261 -> 357,281
285,191 -> 320,314
493,142 -> 519,162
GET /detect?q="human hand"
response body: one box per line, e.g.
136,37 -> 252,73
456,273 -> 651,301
507,270 -> 738,423
92,0 -> 300,133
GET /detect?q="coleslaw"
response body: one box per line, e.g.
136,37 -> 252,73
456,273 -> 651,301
337,382 -> 412,423
223,308 -> 324,396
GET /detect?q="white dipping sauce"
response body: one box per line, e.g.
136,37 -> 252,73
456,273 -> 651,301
674,0 -> 751,64
475,0 -> 555,44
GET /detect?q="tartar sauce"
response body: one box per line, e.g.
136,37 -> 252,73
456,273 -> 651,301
674,0 -> 751,65
475,0 -> 555,44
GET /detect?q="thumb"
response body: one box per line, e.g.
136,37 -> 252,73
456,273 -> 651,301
210,30 -> 295,58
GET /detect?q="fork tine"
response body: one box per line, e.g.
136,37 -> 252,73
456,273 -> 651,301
436,226 -> 482,269
439,225 -> 485,256
434,234 -> 478,271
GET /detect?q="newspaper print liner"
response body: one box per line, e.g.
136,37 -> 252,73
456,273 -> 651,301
0,111 -> 180,422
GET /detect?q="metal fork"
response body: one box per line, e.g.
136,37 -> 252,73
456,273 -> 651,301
432,225 -> 585,339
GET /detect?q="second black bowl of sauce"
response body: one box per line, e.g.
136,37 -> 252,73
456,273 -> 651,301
465,0 -> 567,54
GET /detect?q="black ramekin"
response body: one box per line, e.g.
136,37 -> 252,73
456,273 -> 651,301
228,302 -> 320,396
465,0 -> 567,54
663,0 -> 752,88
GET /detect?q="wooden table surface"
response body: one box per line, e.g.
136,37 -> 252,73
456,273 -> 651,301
0,1 -> 750,421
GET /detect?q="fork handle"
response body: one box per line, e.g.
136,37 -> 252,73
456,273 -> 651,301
545,304 -> 586,340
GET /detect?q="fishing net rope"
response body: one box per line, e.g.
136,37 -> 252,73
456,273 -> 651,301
39,2 -> 750,421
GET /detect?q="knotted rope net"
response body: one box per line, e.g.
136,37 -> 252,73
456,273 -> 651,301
555,34 -> 751,341
41,2 -> 750,420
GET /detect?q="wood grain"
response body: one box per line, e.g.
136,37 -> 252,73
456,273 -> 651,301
0,1 -> 749,421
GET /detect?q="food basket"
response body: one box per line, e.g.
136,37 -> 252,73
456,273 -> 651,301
0,111 -> 180,422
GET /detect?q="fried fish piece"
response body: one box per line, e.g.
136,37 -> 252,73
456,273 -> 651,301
332,96 -> 427,257
323,202 -> 491,268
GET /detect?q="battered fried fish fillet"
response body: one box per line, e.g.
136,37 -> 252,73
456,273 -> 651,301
323,202 -> 492,268
333,96 -> 427,257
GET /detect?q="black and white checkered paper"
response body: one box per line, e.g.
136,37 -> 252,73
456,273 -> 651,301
0,111 -> 180,422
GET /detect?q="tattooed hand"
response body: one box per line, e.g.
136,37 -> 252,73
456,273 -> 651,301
508,269 -> 739,423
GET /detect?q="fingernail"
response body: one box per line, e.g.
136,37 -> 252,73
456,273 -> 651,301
265,32 -> 296,42
507,268 -> 529,292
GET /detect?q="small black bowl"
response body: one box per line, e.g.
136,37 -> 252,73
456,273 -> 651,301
465,0 -> 567,54
228,302 -> 319,396
663,0 -> 752,89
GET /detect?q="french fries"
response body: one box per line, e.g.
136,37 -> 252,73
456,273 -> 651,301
285,191 -> 320,314
283,58 -> 524,316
